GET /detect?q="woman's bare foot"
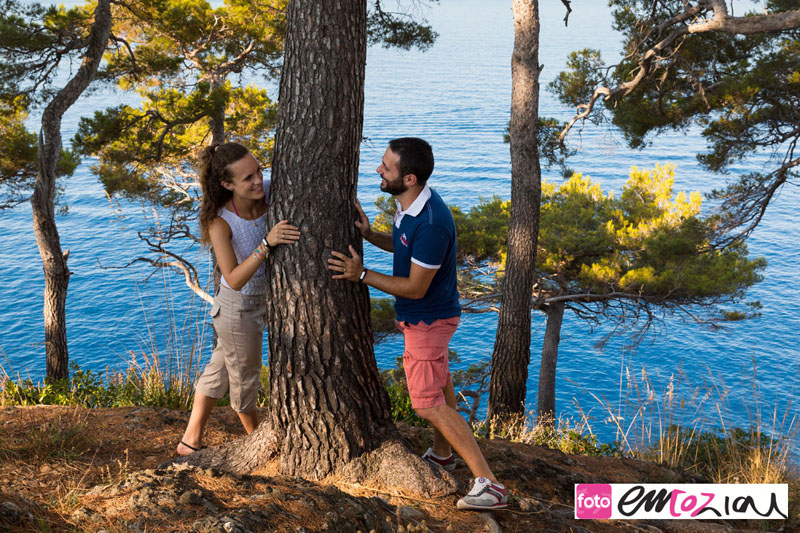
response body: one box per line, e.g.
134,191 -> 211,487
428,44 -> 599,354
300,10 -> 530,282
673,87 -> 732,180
176,440 -> 206,456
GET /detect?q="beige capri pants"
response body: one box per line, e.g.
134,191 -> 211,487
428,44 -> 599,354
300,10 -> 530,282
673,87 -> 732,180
195,285 -> 266,413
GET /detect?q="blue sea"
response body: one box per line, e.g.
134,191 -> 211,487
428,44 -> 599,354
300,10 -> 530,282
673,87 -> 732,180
1,0 -> 798,447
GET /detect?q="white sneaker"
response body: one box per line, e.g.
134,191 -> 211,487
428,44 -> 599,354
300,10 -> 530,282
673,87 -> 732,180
456,477 -> 508,510
421,447 -> 456,472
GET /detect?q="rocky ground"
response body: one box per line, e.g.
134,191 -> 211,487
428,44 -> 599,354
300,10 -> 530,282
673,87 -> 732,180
0,406 -> 795,532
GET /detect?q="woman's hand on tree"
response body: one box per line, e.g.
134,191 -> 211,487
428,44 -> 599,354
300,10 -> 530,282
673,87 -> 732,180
266,220 -> 301,247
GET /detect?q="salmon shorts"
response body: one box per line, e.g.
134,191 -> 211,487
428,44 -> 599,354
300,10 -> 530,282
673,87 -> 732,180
195,285 -> 266,413
395,316 -> 460,409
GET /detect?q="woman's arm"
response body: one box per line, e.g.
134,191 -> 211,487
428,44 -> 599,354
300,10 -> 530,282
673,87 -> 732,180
209,217 -> 267,291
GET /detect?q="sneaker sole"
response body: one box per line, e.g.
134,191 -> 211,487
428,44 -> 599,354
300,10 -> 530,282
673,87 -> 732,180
422,457 -> 456,472
456,500 -> 508,511
425,462 -> 456,472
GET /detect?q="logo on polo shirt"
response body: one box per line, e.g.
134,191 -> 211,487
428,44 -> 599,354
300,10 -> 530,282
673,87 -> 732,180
400,233 -> 409,247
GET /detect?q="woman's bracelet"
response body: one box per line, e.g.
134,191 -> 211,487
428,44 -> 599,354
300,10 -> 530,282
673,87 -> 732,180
262,237 -> 275,250
253,245 -> 266,261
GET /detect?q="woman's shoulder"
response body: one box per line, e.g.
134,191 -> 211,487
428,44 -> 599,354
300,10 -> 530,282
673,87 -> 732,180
209,213 -> 233,236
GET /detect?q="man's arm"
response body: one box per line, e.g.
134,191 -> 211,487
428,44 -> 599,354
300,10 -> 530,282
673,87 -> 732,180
363,262 -> 437,299
355,198 -> 393,252
364,231 -> 393,252
328,245 -> 436,299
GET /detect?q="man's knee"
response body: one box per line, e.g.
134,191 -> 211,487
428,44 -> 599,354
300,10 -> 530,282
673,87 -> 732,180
414,403 -> 445,422
414,406 -> 431,420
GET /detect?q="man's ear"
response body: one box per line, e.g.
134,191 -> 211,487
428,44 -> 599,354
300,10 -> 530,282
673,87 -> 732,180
404,173 -> 419,187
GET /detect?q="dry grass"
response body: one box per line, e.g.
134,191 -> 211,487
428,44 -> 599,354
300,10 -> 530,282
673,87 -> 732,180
573,357 -> 799,522
0,406 -> 92,463
472,411 -> 618,457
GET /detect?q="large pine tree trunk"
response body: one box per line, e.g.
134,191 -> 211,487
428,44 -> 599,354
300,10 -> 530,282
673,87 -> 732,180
264,0 -> 398,479
488,0 -> 542,419
31,0 -> 111,381
537,301 -> 564,422
176,0 -> 457,497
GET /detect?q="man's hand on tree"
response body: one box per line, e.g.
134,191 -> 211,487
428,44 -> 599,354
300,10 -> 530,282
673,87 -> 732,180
328,245 -> 364,283
354,199 -> 373,240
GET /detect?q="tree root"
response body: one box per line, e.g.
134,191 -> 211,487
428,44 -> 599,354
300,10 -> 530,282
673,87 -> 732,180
339,439 -> 458,498
163,426 -> 457,499
165,420 -> 280,474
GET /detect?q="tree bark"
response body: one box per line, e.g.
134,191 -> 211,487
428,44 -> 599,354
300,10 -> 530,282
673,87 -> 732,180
537,301 -> 564,423
31,0 -> 111,381
263,0 -> 399,478
488,0 -> 542,420
692,2 -> 800,34
209,82 -> 226,145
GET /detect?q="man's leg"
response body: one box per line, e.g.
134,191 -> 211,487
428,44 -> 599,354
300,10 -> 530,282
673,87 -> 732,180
431,379 -> 456,458
416,401 -> 497,483
177,392 -> 217,455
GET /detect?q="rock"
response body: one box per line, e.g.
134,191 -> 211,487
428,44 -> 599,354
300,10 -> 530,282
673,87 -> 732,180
397,505 -> 424,521
349,501 -> 366,514
632,525 -> 664,533
192,517 -> 217,532
323,485 -> 343,496
295,497 -> 315,508
517,497 -> 542,512
179,490 -> 203,506
39,464 -> 52,474
70,507 -> 91,522
202,499 -> 220,514
157,495 -> 177,507
0,501 -> 23,523
125,517 -> 146,533
372,496 -> 391,508
85,484 -> 108,496
478,512 -> 502,533
649,520 -> 732,532
552,508 -> 574,520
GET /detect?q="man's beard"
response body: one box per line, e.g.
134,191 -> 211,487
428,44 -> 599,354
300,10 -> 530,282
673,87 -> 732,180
380,174 -> 408,195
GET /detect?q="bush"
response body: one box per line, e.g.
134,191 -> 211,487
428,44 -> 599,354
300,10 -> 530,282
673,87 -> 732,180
379,358 -> 423,426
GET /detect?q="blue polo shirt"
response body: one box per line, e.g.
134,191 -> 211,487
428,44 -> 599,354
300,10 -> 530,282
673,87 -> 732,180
392,185 -> 461,324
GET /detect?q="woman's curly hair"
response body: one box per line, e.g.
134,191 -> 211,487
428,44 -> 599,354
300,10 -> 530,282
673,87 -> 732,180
197,142 -> 250,245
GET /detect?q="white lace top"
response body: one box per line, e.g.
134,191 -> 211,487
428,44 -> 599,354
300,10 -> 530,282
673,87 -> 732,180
218,180 -> 271,295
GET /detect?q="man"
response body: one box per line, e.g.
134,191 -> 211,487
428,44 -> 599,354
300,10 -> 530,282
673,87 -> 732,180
328,137 -> 507,511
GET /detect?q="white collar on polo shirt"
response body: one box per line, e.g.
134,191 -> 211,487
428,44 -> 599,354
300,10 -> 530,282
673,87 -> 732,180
394,184 -> 431,228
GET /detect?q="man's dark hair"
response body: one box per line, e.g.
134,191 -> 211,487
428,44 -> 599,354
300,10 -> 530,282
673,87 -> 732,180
388,137 -> 434,186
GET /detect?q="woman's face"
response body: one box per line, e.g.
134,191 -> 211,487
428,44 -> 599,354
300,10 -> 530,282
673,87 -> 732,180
223,153 -> 264,201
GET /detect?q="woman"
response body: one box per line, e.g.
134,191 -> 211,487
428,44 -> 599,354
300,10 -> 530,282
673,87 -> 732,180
177,142 -> 300,455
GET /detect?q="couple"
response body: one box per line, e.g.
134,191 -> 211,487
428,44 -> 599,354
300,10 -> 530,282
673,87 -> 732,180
179,138 -> 506,511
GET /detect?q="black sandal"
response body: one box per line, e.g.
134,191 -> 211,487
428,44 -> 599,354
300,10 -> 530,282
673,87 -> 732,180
180,441 -> 207,452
